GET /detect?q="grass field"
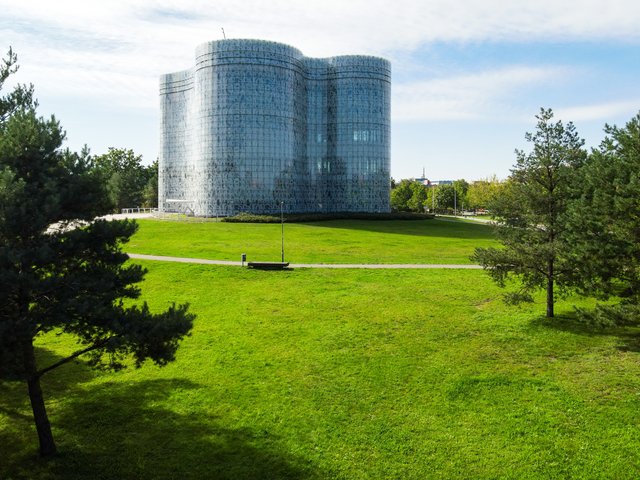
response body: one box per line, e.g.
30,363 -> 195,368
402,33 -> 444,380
3,260 -> 640,479
126,217 -> 496,264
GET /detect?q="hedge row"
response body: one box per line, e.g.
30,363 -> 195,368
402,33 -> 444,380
221,212 -> 435,223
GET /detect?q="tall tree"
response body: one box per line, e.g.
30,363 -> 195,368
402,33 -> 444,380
93,147 -> 150,212
467,175 -> 503,211
407,181 -> 428,212
391,179 -> 414,212
566,112 -> 640,325
0,54 -> 194,457
0,47 -> 36,121
452,179 -> 469,212
142,159 -> 159,208
391,179 -> 432,213
472,108 -> 586,317
435,184 -> 455,212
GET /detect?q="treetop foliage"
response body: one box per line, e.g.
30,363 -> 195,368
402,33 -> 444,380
390,176 -> 502,213
0,111 -> 110,240
0,47 -> 192,456
0,47 -> 37,123
92,147 -> 157,211
473,108 -> 587,317
475,107 -> 640,323
565,112 -> 640,324
0,109 -> 193,383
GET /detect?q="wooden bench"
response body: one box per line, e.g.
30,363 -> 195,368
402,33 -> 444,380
247,261 -> 290,270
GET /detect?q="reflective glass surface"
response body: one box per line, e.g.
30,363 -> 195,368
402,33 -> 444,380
160,39 -> 390,216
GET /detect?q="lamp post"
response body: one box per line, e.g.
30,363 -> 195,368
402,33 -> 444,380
280,201 -> 285,263
432,185 -> 436,212
454,187 -> 457,216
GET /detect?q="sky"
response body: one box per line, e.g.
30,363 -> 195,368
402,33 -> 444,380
2,0 -> 639,181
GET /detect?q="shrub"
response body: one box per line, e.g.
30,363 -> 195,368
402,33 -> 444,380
221,212 -> 435,223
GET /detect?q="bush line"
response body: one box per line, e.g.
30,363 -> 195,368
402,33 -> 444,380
221,212 -> 436,223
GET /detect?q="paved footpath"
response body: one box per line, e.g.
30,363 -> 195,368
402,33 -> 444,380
127,253 -> 483,269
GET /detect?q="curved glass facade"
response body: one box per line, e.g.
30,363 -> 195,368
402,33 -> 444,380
160,39 -> 390,216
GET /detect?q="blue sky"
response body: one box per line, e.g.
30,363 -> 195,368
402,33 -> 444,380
2,0 -> 639,181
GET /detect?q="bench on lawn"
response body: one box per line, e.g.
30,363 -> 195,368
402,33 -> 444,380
247,261 -> 290,270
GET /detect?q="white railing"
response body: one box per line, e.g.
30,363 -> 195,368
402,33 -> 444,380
120,207 -> 158,214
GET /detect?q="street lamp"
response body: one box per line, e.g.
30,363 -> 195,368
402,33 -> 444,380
280,201 -> 285,263
432,184 -> 436,212
454,187 -> 457,216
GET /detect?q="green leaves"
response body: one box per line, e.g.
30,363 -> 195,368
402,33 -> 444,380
0,46 -> 193,456
92,148 -> 154,212
0,47 -> 36,123
475,108 -> 640,322
390,179 -> 414,212
0,55 -> 194,381
473,108 -> 587,317
566,113 -> 640,321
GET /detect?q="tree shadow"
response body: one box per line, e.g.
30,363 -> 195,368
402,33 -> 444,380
528,312 -> 640,353
1,346 -> 98,479
56,378 -> 318,479
0,379 -> 35,476
3,367 -> 319,479
300,217 -> 496,240
1,345 -> 96,422
616,335 -> 640,353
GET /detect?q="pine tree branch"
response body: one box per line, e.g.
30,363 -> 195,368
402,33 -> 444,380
36,337 -> 115,378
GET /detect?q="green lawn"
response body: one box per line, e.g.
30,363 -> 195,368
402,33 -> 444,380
3,262 -> 640,479
126,218 -> 496,264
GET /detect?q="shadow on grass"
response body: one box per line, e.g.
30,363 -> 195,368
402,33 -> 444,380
1,346 -> 98,480
528,312 -> 640,353
1,346 -> 96,424
2,351 -> 319,480
301,218 -> 496,240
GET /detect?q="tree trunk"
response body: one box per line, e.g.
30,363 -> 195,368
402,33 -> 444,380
23,341 -> 57,456
546,260 -> 554,318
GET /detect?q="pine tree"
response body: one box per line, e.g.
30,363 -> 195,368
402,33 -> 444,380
0,49 -> 194,457
566,112 -> 640,325
472,108 -> 587,317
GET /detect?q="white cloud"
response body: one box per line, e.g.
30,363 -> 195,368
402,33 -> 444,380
392,65 -> 570,121
5,1 -> 640,58
2,0 -> 639,171
109,0 -> 640,49
2,0 -> 639,112
556,100 -> 640,123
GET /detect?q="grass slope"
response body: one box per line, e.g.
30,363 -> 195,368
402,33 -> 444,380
3,263 -> 640,479
126,218 -> 496,264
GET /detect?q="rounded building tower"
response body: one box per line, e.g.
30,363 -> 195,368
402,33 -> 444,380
159,39 -> 390,216
305,55 -> 391,212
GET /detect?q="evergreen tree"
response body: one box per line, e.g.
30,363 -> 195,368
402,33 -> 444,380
566,112 -> 640,325
472,108 -> 587,317
0,51 -> 194,457
0,47 -> 36,121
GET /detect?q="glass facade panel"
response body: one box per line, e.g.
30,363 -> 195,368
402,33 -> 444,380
159,39 -> 390,216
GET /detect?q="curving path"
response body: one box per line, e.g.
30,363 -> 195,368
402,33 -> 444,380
127,253 -> 483,269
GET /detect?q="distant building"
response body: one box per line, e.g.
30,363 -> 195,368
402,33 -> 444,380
159,39 -> 391,216
413,177 -> 431,186
413,177 -> 453,186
